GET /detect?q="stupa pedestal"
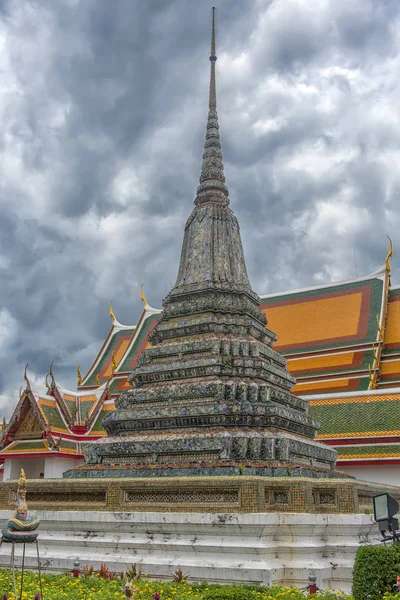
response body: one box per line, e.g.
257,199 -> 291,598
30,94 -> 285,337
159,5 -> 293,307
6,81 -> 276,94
1,473 -> 400,515
0,506 -> 387,592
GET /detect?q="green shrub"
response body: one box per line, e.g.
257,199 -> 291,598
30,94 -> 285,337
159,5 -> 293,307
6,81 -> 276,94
353,544 -> 400,599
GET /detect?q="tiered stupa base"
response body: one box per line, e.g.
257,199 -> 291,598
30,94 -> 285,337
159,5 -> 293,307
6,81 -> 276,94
65,429 -> 340,479
65,464 -> 346,480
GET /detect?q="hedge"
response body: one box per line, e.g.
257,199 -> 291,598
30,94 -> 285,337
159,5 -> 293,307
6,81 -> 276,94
353,543 -> 400,599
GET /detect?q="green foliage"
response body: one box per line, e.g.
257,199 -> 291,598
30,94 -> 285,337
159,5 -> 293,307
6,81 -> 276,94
125,562 -> 145,581
82,564 -> 94,577
0,568 -> 353,600
0,569 -> 126,599
173,568 -> 190,583
200,587 -> 272,599
97,561 -> 117,579
353,544 -> 400,600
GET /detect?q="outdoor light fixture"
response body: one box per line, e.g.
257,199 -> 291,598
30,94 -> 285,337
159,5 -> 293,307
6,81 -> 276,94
373,493 -> 400,542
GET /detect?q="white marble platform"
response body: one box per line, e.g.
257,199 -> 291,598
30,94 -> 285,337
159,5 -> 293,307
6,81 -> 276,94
0,510 -> 380,592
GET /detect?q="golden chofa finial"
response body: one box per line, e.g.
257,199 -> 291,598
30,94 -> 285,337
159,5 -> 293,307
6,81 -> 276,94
46,360 -> 55,390
109,300 -> 116,324
386,234 -> 393,273
77,365 -> 83,387
140,283 -> 147,310
111,351 -> 117,374
95,374 -> 101,388
23,364 -> 31,391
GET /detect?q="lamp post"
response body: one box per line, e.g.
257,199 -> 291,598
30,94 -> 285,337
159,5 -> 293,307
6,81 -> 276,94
373,493 -> 400,543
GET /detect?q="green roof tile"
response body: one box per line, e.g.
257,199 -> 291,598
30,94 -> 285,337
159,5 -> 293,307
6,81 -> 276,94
338,445 -> 400,458
311,398 -> 400,437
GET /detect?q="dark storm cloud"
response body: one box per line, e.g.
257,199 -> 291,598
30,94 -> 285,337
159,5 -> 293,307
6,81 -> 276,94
0,0 -> 399,413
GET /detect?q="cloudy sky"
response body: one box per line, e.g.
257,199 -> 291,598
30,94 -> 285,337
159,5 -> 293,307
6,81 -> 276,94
0,0 -> 399,415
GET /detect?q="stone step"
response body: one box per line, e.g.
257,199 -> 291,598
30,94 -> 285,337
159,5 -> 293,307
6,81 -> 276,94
0,510 -> 378,592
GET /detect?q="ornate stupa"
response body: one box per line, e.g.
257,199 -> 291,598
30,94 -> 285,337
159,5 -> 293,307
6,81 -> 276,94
67,8 -> 337,480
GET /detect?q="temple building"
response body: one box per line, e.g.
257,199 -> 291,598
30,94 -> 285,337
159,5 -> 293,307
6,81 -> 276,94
3,256 -> 398,484
1,11 -> 400,486
0,366 -> 111,480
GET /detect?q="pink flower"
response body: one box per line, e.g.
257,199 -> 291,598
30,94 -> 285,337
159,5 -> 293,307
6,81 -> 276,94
153,594 -> 161,600
34,594 -> 41,600
3,593 -> 8,600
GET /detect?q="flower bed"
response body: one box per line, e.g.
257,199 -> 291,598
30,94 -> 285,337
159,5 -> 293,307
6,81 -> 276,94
0,569 -> 352,600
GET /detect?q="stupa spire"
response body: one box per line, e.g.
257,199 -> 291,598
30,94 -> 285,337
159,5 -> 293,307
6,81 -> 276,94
196,7 -> 228,204
209,6 -> 217,110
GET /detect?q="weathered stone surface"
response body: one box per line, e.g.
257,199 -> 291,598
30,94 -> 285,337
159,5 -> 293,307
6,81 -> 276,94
0,508 -> 383,592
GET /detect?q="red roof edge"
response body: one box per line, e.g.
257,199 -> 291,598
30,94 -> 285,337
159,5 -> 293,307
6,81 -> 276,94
71,425 -> 88,434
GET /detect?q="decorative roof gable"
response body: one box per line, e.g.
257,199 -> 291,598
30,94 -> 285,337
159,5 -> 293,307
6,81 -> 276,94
3,390 -> 48,445
78,305 -> 160,396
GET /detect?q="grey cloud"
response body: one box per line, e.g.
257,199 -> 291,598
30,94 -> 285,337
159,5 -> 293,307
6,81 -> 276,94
0,0 -> 399,415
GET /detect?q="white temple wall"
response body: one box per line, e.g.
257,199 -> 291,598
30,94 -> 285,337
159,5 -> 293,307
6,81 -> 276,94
0,510 -> 380,592
341,464 -> 400,487
44,457 -> 84,478
3,457 -> 45,481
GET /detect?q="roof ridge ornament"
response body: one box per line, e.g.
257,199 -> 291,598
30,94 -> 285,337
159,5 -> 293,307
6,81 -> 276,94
77,365 -> 83,387
140,283 -> 147,310
45,360 -> 55,391
109,300 -> 116,324
23,364 -> 31,391
386,234 -> 393,273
